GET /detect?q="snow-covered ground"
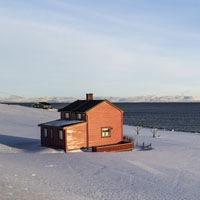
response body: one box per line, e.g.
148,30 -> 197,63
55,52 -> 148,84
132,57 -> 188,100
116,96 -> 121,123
0,103 -> 200,200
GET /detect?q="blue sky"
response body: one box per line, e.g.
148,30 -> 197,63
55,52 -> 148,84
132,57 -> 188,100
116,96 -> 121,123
0,0 -> 200,98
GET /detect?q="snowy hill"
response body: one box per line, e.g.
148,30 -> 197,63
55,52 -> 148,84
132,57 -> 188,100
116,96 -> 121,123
0,103 -> 200,200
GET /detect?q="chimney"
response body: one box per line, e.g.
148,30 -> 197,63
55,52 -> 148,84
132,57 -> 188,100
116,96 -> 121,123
86,93 -> 93,101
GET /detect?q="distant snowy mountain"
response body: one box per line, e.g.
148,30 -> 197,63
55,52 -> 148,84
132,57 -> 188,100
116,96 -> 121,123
0,96 -> 77,103
1,95 -> 200,103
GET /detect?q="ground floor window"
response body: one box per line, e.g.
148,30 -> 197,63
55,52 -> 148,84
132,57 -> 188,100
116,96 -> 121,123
101,128 -> 111,138
76,113 -> 82,120
50,128 -> 53,138
44,128 -> 48,138
59,130 -> 64,140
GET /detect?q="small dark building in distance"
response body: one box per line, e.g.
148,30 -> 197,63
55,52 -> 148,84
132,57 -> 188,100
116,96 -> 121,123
32,102 -> 53,109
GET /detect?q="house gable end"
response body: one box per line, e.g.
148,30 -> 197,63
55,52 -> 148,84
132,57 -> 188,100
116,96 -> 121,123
85,100 -> 123,114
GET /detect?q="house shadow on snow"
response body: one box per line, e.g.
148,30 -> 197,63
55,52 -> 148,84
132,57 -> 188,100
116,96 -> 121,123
0,134 -> 49,153
135,142 -> 154,151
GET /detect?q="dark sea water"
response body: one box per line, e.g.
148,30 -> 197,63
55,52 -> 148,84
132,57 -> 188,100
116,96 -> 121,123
3,102 -> 200,133
115,103 -> 200,133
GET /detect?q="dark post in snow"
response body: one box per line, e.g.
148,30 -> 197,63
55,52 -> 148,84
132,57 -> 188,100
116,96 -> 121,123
134,126 -> 142,135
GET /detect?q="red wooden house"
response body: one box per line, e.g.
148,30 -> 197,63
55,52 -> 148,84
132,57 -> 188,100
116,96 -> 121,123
39,94 -> 127,152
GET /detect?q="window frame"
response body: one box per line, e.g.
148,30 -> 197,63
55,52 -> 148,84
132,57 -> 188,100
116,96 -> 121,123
44,128 -> 48,138
76,113 -> 82,120
50,128 -> 53,139
65,112 -> 70,119
59,130 -> 64,140
101,127 -> 111,138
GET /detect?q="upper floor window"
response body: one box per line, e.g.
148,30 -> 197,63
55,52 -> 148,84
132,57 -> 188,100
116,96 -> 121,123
101,128 -> 111,138
65,112 -> 70,119
76,113 -> 82,120
59,130 -> 64,140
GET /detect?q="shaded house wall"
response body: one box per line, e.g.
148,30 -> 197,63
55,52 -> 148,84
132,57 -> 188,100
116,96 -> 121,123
60,112 -> 86,121
41,126 -> 65,149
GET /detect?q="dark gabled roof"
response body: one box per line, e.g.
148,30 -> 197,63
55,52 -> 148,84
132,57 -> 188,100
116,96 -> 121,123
58,100 -> 104,112
75,100 -> 104,112
38,102 -> 52,105
58,100 -> 85,112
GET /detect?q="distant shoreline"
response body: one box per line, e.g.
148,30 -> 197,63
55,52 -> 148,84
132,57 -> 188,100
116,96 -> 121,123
1,102 -> 200,134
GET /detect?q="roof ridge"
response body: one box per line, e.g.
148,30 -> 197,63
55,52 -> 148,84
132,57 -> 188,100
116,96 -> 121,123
58,99 -> 104,112
71,100 -> 89,112
73,100 -> 104,112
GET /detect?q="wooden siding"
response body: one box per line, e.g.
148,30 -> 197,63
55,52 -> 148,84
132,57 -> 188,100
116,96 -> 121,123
92,142 -> 133,152
87,101 -> 123,147
65,123 -> 87,151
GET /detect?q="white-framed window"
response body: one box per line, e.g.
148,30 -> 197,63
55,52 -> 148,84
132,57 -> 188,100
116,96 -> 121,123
65,112 -> 69,119
44,128 -> 48,138
76,113 -> 82,120
101,128 -> 111,138
59,130 -> 64,140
